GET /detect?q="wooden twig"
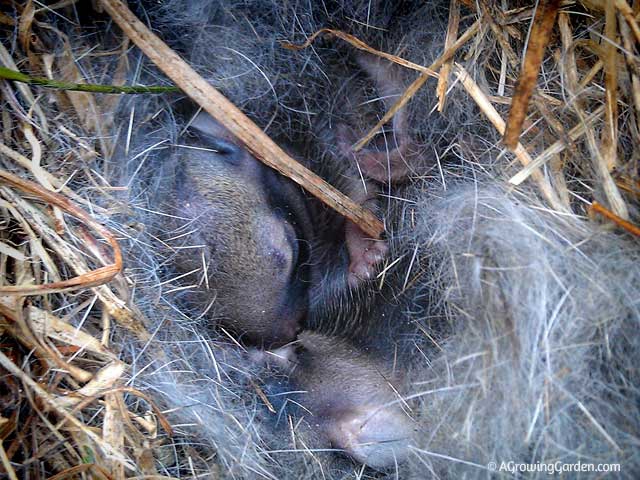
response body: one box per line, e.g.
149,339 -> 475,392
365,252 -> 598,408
590,201 -> 640,237
99,0 -> 384,239
250,379 -> 276,414
503,0 -> 561,149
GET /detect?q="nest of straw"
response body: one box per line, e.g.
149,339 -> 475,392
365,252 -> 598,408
0,0 -> 638,478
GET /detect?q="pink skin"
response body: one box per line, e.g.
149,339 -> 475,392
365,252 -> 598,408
337,55 -> 412,287
324,404 -> 414,469
345,208 -> 388,288
250,333 -> 414,469
336,131 -> 393,288
335,156 -> 389,288
337,123 -> 410,184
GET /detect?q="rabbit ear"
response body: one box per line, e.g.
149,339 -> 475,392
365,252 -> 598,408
189,110 -> 238,144
357,54 -> 410,142
337,55 -> 412,183
337,123 -> 410,183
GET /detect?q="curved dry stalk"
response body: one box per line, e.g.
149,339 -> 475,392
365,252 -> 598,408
0,170 -> 122,294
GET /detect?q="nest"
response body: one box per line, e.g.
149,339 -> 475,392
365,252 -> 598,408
0,0 -> 638,478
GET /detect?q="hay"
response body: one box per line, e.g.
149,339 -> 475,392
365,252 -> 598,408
0,0 -> 638,478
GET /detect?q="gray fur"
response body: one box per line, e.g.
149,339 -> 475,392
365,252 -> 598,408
401,183 -> 640,477
53,0 -> 640,478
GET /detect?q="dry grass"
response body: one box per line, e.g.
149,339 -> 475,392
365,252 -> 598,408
0,0 -> 638,478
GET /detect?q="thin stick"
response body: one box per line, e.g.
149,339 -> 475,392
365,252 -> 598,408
503,0 -> 561,149
99,0 -> 383,238
590,202 -> 640,237
283,29 -> 439,77
0,66 -> 178,94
